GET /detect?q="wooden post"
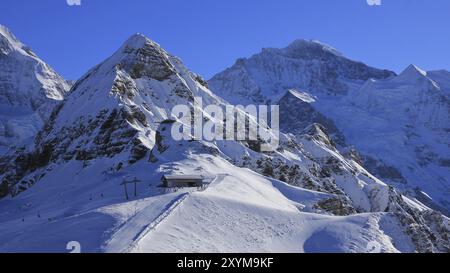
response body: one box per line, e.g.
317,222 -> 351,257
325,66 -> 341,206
122,177 -> 141,200
132,177 -> 140,197
123,183 -> 129,200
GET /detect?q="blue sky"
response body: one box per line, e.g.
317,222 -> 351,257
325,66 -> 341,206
0,0 -> 449,80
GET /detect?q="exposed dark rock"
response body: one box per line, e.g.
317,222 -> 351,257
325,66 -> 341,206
1,106 -> 142,195
194,74 -> 208,88
279,91 -> 346,146
130,139 -> 148,164
386,187 -> 450,253
0,181 -> 8,197
123,42 -> 175,81
314,197 -> 357,216
111,76 -> 136,99
123,106 -> 148,127
362,155 -> 407,184
302,123 -> 337,149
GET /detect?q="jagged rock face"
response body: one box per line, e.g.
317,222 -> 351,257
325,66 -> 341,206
0,25 -> 70,154
272,40 -> 394,82
237,123 -> 368,212
385,187 -> 450,253
226,120 -> 450,252
362,155 -> 407,184
122,40 -> 176,81
279,89 -> 346,146
208,39 -> 395,104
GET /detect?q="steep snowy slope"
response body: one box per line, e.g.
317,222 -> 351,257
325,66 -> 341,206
427,70 -> 450,92
0,35 -> 448,253
0,25 -> 70,155
1,117 -> 448,253
208,40 -> 450,216
127,123 -> 449,253
336,65 -> 450,214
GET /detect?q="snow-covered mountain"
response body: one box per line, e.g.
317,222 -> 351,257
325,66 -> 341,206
339,65 -> 450,214
0,25 -> 70,155
0,35 -> 448,253
209,40 -> 450,216
209,39 -> 395,104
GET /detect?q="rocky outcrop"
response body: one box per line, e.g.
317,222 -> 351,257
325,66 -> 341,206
279,90 -> 346,146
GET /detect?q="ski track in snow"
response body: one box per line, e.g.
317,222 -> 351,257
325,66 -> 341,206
123,175 -> 225,253
123,193 -> 190,253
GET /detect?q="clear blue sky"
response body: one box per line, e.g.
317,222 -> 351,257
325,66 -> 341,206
1,0 -> 449,80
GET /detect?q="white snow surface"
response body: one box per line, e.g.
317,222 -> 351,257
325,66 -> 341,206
208,41 -> 450,214
0,33 -> 446,253
0,25 -> 70,154
0,153 -> 412,253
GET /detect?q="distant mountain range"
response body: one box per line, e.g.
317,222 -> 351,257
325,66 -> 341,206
209,40 -> 450,216
0,25 -> 448,253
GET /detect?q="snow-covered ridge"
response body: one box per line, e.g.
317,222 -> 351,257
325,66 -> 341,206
209,39 -> 395,104
393,64 -> 434,85
276,39 -> 343,58
208,39 -> 450,217
0,25 -> 24,54
428,69 -> 450,92
0,30 -> 449,253
0,25 -> 70,155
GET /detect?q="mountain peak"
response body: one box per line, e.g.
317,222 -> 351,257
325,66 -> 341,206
106,33 -> 176,81
395,64 -> 428,82
405,64 -> 427,76
118,33 -> 165,55
0,25 -> 23,54
286,39 -> 342,56
0,25 -> 69,153
123,33 -> 153,48
0,24 -> 15,40
267,39 -> 343,60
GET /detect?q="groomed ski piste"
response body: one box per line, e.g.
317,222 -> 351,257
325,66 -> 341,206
0,153 -> 416,253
